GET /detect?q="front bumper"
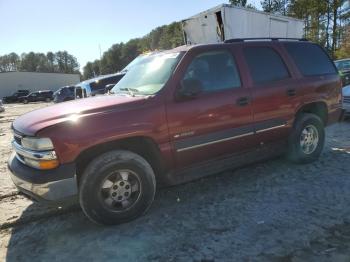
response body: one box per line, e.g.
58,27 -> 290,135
8,152 -> 78,203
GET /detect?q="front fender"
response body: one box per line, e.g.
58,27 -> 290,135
37,102 -> 168,164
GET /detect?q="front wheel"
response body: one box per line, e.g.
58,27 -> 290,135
79,150 -> 156,225
287,113 -> 325,164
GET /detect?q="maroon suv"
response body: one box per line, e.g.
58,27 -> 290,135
8,39 -> 343,225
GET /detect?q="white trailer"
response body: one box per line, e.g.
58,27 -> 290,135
182,4 -> 305,44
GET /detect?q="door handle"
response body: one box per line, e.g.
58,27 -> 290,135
287,89 -> 296,97
236,97 -> 250,106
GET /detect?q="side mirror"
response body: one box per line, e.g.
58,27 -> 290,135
177,79 -> 203,100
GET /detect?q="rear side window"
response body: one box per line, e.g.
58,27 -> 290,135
284,43 -> 337,76
243,47 -> 290,84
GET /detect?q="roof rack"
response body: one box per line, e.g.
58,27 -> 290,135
224,38 -> 308,43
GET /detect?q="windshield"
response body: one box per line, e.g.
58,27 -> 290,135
121,54 -> 150,73
111,52 -> 182,95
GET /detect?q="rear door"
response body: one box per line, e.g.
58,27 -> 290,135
166,47 -> 255,168
29,92 -> 39,102
240,43 -> 299,145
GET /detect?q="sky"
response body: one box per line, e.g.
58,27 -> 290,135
0,0 -> 262,70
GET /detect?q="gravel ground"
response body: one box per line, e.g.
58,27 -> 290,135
1,103 -> 350,261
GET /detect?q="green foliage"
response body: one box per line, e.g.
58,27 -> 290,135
83,0 -> 348,79
0,52 -> 20,72
261,0 -> 289,14
0,51 -> 79,74
83,22 -> 184,80
335,26 -> 350,59
263,0 -> 349,58
229,0 -> 247,6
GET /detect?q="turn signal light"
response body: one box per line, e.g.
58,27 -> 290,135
38,160 -> 60,170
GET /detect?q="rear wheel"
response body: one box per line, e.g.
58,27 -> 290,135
287,113 -> 325,163
79,150 -> 156,225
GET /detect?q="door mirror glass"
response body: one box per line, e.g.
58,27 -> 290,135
177,78 -> 203,100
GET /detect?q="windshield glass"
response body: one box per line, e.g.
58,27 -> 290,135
111,52 -> 182,95
121,54 -> 151,72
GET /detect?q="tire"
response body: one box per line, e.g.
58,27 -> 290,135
23,99 -> 28,104
287,113 -> 325,164
79,150 -> 156,225
45,98 -> 51,102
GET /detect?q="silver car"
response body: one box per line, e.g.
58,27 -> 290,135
343,85 -> 350,117
0,99 -> 4,113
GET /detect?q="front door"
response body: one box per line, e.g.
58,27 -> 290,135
166,48 -> 255,169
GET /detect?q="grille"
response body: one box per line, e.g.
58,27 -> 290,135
344,96 -> 350,104
13,132 -> 22,145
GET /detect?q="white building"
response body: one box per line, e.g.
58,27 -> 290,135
0,72 -> 80,98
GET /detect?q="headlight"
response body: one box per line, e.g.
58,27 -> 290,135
21,137 -> 54,151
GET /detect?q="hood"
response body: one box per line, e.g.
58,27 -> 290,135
343,85 -> 350,97
13,95 -> 146,136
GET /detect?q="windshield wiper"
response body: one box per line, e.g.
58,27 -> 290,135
119,88 -> 139,97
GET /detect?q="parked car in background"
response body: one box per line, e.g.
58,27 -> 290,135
0,99 -> 4,112
77,53 -> 155,98
75,73 -> 124,98
335,58 -> 350,86
343,84 -> 350,117
53,86 -> 76,103
2,90 -> 30,103
19,90 -> 53,104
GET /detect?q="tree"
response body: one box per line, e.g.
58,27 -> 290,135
0,51 -> 79,73
0,53 -> 20,72
288,0 -> 349,58
83,22 -> 184,80
261,0 -> 289,14
335,25 -> 350,58
229,0 -> 247,6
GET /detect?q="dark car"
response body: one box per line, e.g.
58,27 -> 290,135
19,90 -> 53,104
8,39 -> 343,225
335,58 -> 350,86
3,90 -> 30,103
53,86 -> 76,103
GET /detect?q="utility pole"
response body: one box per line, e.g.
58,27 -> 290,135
99,44 -> 102,75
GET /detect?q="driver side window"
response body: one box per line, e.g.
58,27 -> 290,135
183,50 -> 241,92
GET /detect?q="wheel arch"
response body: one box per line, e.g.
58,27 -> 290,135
75,136 -> 166,186
294,101 -> 328,125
